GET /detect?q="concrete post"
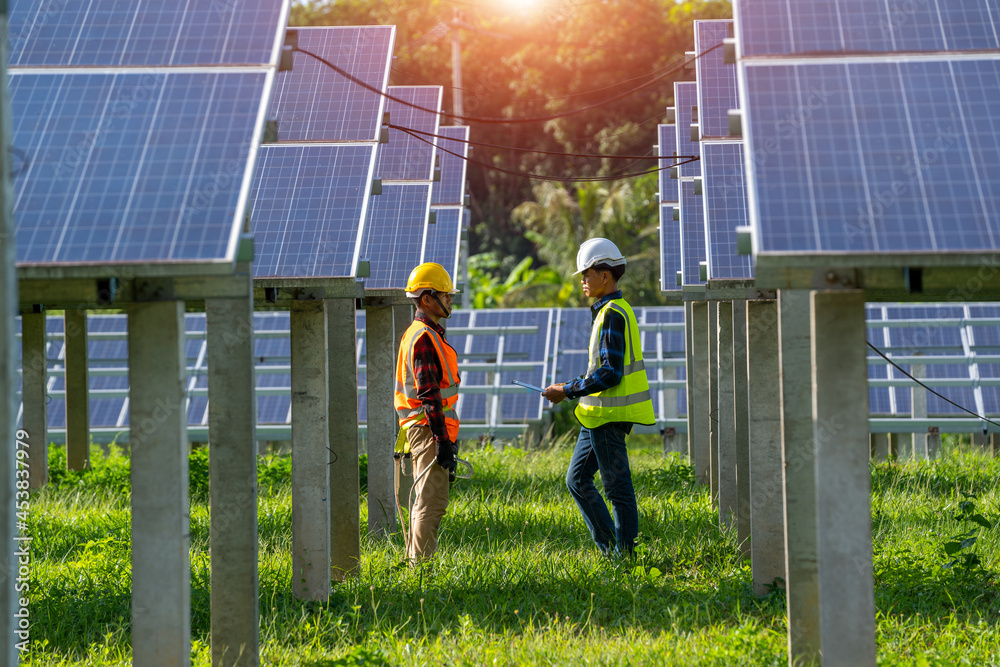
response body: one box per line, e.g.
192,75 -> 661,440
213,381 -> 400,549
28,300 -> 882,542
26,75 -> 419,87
326,298 -> 361,579
290,300 -> 330,601
910,364 -> 928,459
892,432 -> 911,461
684,302 -> 697,463
733,299 -> 751,557
0,9 -> 20,661
871,433 -> 890,461
777,289 -> 820,664
690,302 -> 711,485
716,301 -> 737,528
811,290 -> 876,667
129,299 -> 190,667
927,427 -> 941,459
64,309 -> 90,470
746,299 -> 785,596
206,297 -> 259,667
21,311 -> 47,489
365,304 -> 397,535
708,304 -> 719,509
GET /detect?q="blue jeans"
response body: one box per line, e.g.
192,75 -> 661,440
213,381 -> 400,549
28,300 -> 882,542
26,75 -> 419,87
565,421 -> 638,555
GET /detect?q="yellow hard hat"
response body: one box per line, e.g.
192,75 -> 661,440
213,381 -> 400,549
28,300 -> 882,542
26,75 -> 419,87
404,262 -> 460,297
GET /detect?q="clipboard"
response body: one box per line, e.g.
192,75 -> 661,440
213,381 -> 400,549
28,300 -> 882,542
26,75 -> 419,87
511,379 -> 545,393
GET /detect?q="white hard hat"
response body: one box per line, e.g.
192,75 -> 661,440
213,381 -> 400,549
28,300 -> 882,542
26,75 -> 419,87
574,237 -> 626,275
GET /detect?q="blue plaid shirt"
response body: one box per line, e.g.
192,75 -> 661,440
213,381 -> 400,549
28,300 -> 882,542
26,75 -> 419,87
562,290 -> 627,400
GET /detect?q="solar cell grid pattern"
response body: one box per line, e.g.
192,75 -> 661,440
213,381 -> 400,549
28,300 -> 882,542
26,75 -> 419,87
268,26 -> 393,143
12,71 -> 268,265
702,142 -> 753,280
658,125 -> 679,204
432,126 -> 469,205
376,87 -> 442,181
423,207 -> 462,280
254,312 -> 292,425
735,0 -> 1000,58
360,183 -> 431,289
251,144 -> 375,278
659,205 -> 681,291
744,58 -> 1000,256
695,20 -> 740,139
679,180 -> 707,285
674,82 -> 701,178
8,0 -> 287,66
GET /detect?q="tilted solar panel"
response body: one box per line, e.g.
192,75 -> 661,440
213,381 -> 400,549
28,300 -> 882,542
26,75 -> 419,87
359,183 -> 432,289
659,205 -> 681,292
268,26 -> 394,143
735,0 -> 1000,58
679,180 -> 707,286
251,144 -> 376,279
695,20 -> 740,140
9,0 -> 289,67
423,207 -> 462,281
702,142 -> 753,280
376,87 -> 442,181
658,124 -> 679,204
432,126 -> 470,206
674,82 -> 700,178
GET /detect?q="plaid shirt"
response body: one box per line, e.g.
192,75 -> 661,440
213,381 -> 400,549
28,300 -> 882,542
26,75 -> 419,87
411,312 -> 452,444
563,290 -> 627,400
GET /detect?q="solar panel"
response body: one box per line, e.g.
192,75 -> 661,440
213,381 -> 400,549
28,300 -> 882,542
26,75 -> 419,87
423,207 -> 462,281
695,20 -> 740,139
376,86 -> 442,181
674,82 -> 700,178
432,126 -> 469,206
743,56 -> 1000,259
702,142 -> 753,280
659,205 -> 681,291
268,26 -> 394,143
9,0 -> 289,67
359,183 -> 432,289
735,0 -> 1000,58
679,180 -> 707,286
12,71 -> 271,266
250,144 -> 376,279
658,124 -> 679,204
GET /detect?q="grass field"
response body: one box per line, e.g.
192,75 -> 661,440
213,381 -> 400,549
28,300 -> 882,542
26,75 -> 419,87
21,434 -> 1000,666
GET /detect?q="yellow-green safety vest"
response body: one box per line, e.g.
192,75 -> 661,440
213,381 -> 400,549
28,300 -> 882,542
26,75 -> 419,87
574,298 -> 656,428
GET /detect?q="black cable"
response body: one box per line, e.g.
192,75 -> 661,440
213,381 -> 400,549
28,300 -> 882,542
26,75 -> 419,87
389,123 -> 698,161
395,124 -> 698,182
866,340 -> 1000,429
292,43 -> 718,125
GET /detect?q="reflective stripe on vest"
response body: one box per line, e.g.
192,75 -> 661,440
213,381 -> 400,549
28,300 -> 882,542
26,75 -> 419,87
393,320 -> 461,440
574,299 -> 656,428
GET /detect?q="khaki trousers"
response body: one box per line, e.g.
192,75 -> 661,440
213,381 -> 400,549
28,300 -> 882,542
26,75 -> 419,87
406,425 -> 450,563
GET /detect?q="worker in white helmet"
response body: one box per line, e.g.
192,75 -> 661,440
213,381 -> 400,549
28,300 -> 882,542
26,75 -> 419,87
543,238 -> 655,556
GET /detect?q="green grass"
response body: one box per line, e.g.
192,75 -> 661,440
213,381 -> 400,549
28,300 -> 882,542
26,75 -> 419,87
21,435 -> 1000,665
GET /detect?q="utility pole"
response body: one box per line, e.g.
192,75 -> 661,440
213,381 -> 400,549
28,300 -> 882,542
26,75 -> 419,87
450,8 -> 464,122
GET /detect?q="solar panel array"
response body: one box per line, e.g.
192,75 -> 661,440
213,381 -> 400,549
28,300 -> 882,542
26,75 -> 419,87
658,124 -> 681,291
679,180 -> 706,286
9,0 -> 290,272
249,25 -> 392,280
734,1 -> 1000,267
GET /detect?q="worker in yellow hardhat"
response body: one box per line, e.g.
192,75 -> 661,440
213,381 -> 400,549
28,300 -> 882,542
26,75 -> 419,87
393,262 -> 461,564
543,238 -> 655,556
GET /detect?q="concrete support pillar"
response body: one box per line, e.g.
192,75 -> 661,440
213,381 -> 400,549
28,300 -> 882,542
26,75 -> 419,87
733,299 -> 751,557
129,299 -> 190,667
716,301 -> 737,528
206,297 -> 259,667
64,309 -> 90,471
684,301 -> 697,463
326,298 -> 360,580
746,299 -> 785,596
290,300 -> 330,601
910,364 -> 928,459
871,433 -> 890,461
21,310 -> 47,489
708,304 -> 719,509
892,432 -> 912,461
811,290 -> 876,667
927,427 -> 941,459
777,289 -> 820,664
365,304 -> 397,535
690,302 -> 711,485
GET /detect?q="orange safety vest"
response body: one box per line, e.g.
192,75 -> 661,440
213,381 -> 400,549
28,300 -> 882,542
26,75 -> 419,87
394,319 -> 461,441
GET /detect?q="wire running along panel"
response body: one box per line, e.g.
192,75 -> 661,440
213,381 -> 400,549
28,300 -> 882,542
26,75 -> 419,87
250,144 -> 376,279
9,0 -> 289,66
268,26 -> 394,143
